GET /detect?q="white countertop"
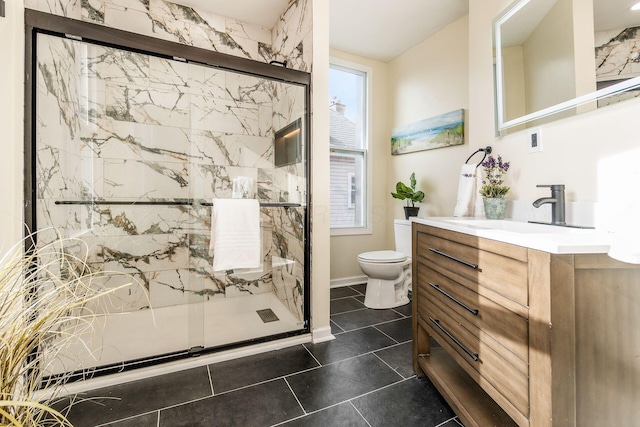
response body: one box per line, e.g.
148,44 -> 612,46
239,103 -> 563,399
411,217 -> 612,254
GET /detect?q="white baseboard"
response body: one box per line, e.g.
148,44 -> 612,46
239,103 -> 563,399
330,275 -> 367,288
311,325 -> 335,343
37,334 -> 312,399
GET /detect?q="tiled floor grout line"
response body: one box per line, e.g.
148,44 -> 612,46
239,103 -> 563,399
206,364 -> 215,396
329,319 -> 345,334
301,342 -> 323,366
372,350 -> 407,378
94,409 -> 158,427
435,416 -> 462,427
269,401 -> 350,426
331,315 -> 412,334
347,376 -> 412,404
372,325 -> 401,344
272,377 -> 414,427
349,401 -> 373,427
329,297 -> 360,304
331,306 -> 369,316
303,339 -> 412,372
283,376 -> 307,418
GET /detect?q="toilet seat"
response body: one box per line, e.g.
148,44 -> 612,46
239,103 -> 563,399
358,250 -> 407,264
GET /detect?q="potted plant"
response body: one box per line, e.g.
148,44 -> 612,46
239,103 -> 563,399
391,172 -> 425,219
479,154 -> 511,219
0,232 -> 141,427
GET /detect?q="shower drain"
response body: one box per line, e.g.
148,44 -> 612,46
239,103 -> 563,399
256,308 -> 280,323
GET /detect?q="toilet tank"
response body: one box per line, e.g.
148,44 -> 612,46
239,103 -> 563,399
394,219 -> 412,257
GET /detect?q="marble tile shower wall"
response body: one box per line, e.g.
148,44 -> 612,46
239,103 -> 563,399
33,1 -> 309,323
25,0 -> 312,73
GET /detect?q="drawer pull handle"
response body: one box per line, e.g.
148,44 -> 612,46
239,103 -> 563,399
429,248 -> 479,270
429,283 -> 479,315
429,317 -> 479,362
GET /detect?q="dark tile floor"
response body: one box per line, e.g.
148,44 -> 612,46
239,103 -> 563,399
57,284 -> 461,427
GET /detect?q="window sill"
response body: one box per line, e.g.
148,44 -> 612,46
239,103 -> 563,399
330,227 -> 373,237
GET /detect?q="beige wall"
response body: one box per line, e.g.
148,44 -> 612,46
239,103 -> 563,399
388,15 -> 470,224
311,0 -> 331,334
470,0 -> 640,205
0,1 -> 24,255
329,49 -> 390,281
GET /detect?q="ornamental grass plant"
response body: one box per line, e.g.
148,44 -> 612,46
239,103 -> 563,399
0,230 -> 142,426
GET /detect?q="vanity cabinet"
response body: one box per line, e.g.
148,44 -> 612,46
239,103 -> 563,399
412,222 -> 640,427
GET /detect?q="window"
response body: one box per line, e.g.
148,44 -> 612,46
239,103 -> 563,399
329,59 -> 371,234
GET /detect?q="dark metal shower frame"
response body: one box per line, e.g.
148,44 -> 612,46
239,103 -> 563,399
24,9 -> 312,379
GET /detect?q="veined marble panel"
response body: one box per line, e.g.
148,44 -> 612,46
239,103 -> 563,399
225,16 -> 271,46
257,169 -> 275,202
82,0 -> 106,23
189,164 -> 257,200
26,0 -> 81,19
85,119 -> 192,164
36,147 -> 101,200
272,83 -> 306,130
105,83 -> 191,127
88,45 -> 151,87
186,63 -> 226,99
271,0 -> 312,72
222,134 -> 274,168
102,158 -> 189,199
270,206 -> 305,321
596,27 -> 640,80
84,270 -> 151,314
225,74 -> 274,105
29,0 -> 311,71
190,130 -> 274,168
37,35 -> 83,140
190,95 -> 272,137
148,268 -> 225,309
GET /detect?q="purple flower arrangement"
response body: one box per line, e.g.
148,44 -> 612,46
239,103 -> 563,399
479,154 -> 511,198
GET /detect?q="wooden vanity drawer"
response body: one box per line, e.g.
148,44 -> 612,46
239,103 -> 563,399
416,231 -> 529,307
416,261 -> 529,364
419,302 -> 529,418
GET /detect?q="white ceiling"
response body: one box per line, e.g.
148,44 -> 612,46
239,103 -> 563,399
170,0 -> 470,63
329,0 -> 469,62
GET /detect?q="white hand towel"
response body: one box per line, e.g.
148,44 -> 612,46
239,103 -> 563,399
474,169 -> 486,218
209,198 -> 261,271
454,164 -> 477,217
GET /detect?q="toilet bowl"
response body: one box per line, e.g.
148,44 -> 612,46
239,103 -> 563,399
357,220 -> 412,309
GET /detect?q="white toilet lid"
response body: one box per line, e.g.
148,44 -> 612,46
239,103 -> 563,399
358,250 -> 407,263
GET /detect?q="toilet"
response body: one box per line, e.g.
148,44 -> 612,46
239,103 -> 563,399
357,220 -> 412,309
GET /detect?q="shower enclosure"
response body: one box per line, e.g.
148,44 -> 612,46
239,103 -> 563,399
25,11 -> 310,377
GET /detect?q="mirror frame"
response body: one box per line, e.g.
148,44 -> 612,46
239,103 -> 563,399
494,0 -> 640,135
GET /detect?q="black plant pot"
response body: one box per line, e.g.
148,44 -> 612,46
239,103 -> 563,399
403,206 -> 419,220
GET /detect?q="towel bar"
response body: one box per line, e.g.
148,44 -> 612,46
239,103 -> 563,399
465,146 -> 492,168
54,200 -> 302,208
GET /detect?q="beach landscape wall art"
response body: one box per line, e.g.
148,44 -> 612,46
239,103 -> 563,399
391,109 -> 465,155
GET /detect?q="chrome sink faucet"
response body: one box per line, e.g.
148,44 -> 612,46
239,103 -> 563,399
533,184 -> 566,226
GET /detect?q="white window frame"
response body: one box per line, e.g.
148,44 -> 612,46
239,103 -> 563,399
329,57 -> 373,236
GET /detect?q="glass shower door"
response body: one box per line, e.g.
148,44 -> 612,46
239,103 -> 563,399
32,30 -> 308,377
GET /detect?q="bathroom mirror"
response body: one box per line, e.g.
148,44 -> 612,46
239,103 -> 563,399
494,0 -> 640,135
